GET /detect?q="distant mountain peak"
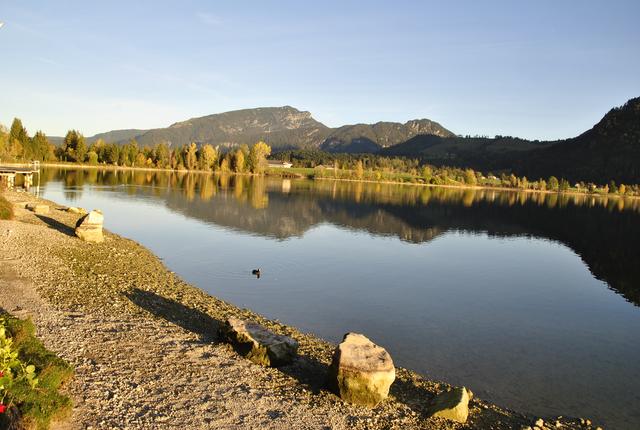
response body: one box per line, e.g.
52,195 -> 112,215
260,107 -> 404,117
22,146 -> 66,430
134,106 -> 329,149
320,118 -> 454,153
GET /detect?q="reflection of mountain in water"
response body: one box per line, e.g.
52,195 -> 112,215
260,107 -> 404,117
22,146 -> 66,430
44,168 -> 640,307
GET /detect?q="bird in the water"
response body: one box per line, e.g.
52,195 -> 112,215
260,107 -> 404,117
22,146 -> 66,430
252,269 -> 261,278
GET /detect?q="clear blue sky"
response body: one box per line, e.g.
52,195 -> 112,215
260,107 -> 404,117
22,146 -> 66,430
1,0 -> 638,140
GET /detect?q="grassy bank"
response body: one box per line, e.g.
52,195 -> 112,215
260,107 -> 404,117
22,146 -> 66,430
0,194 -> 13,220
0,315 -> 73,430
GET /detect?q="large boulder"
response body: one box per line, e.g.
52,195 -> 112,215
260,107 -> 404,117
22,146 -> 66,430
327,332 -> 395,407
75,210 -> 104,243
428,386 -> 473,423
221,318 -> 298,367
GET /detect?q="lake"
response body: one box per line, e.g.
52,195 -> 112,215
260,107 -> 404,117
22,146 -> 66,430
35,168 -> 640,429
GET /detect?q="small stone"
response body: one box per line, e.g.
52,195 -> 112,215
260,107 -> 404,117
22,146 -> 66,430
535,418 -> 545,427
327,333 -> 395,407
221,318 -> 298,367
66,206 -> 86,214
428,386 -> 472,423
26,202 -> 49,214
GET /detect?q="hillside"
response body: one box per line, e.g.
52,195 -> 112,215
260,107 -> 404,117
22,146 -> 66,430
129,106 -> 331,150
515,97 -> 640,183
88,129 -> 147,144
320,119 -> 454,153
382,97 -> 640,183
49,129 -> 147,146
381,134 -> 552,172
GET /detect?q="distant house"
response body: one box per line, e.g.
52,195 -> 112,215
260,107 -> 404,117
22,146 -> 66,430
267,160 -> 293,168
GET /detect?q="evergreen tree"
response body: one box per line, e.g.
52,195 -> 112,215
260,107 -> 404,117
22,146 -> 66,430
154,143 -> 170,168
31,131 -> 52,161
62,130 -> 87,162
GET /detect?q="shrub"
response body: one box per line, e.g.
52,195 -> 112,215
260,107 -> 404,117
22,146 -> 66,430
0,195 -> 14,220
0,316 -> 73,430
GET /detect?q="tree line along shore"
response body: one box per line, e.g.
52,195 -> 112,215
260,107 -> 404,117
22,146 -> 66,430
2,117 -> 640,199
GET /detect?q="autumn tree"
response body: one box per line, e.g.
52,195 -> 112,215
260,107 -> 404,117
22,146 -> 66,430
233,148 -> 245,173
464,168 -> 477,185
198,144 -> 218,171
87,151 -> 99,165
220,153 -> 231,173
249,141 -> 271,174
422,165 -> 432,182
619,184 -> 626,195
355,160 -> 364,180
183,142 -> 198,170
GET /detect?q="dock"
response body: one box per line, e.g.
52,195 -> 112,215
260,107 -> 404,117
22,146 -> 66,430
0,161 -> 41,190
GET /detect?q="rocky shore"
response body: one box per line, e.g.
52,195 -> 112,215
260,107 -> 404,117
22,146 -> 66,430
0,189 -> 600,429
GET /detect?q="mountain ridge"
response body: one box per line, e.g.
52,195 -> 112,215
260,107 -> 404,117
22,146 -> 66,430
49,106 -> 454,152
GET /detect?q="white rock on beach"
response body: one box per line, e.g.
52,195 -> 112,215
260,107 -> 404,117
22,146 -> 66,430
327,332 -> 395,407
75,210 -> 104,243
428,386 -> 473,423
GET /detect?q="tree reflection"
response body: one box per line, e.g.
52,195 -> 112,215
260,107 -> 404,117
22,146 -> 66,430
41,167 -> 640,306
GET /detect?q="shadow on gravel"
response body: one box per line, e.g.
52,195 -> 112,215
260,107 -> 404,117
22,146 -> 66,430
389,377 -> 437,419
278,352 -> 331,393
35,215 -> 76,237
125,288 -> 222,343
124,288 -> 332,392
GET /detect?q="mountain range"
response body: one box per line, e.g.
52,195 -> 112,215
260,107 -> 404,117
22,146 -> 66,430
51,106 -> 454,152
51,96 -> 640,183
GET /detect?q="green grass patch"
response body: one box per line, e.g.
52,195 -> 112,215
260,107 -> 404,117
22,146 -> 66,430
0,316 -> 73,430
0,194 -> 14,220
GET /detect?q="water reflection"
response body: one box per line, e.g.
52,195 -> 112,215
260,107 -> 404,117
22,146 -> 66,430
41,167 -> 640,307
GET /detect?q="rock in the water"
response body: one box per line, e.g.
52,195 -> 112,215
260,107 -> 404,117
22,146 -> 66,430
26,203 -> 49,214
221,318 -> 298,367
75,210 -> 104,243
428,386 -> 472,423
327,332 -> 395,407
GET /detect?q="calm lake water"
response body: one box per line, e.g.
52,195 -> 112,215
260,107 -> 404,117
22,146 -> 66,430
36,168 -> 640,429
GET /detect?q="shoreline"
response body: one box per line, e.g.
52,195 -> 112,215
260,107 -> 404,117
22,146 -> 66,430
39,162 -> 638,202
0,189 -> 598,429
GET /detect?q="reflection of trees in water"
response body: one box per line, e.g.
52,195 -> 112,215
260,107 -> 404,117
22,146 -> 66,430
42,167 -> 640,306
